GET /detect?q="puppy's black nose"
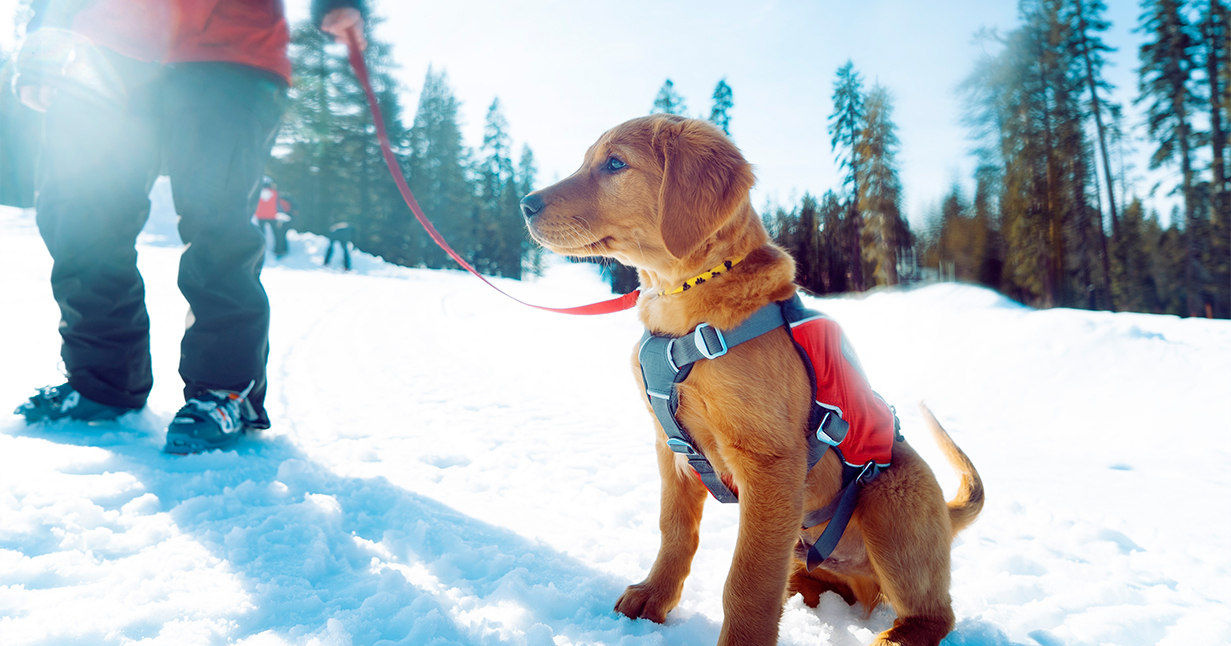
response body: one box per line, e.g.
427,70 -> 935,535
520,193 -> 545,219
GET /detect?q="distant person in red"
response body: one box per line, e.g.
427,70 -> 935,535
255,175 -> 279,236
12,0 -> 367,454
275,192 -> 298,258
255,176 -> 289,258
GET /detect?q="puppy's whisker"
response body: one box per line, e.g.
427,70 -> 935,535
563,223 -> 590,250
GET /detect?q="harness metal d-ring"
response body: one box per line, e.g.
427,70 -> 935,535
856,461 -> 879,486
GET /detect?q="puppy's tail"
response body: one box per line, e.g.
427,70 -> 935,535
919,403 -> 984,535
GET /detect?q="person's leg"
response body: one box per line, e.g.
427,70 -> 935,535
273,221 -> 288,257
33,50 -> 162,410
342,241 -> 351,271
163,62 -> 286,428
324,238 -> 335,266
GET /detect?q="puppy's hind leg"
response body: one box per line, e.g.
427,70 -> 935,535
858,450 -> 956,646
863,524 -> 955,646
615,434 -> 708,623
787,560 -> 857,607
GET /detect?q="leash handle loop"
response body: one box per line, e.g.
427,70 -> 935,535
344,32 -> 639,316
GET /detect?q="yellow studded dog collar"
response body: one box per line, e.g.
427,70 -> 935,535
659,257 -> 745,296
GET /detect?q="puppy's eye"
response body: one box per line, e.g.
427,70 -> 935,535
605,157 -> 627,172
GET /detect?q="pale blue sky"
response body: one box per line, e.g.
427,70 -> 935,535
295,0 -> 1168,226
3,1 -> 1171,226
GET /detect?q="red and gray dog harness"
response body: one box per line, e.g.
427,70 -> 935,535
638,293 -> 901,569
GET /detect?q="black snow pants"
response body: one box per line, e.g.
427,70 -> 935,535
324,224 -> 353,270
34,49 -> 286,426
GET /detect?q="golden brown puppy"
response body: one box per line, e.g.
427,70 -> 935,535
522,114 -> 983,646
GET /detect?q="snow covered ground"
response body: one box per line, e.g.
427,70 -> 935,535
1,182 -> 1229,646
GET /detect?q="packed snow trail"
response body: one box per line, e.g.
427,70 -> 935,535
1,193 -> 1228,645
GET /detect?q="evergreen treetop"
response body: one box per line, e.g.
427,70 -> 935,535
651,79 -> 688,115
1137,0 -> 1199,172
829,60 -> 865,183
709,79 -> 733,135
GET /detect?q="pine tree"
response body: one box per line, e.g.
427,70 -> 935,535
956,3 -> 1208,315
961,1 -> 1106,309
795,194 -> 821,291
350,22 -> 415,266
1199,0 -> 1230,317
709,78 -> 733,135
763,192 -> 855,295
920,179 -> 1000,289
516,144 -> 545,277
1102,99 -> 1145,302
857,85 -> 910,286
1151,208 -> 1189,314
972,164 -> 1007,288
829,61 -> 867,291
818,191 -> 850,293
474,98 -> 526,278
407,66 -> 475,270
1043,0 -> 1102,310
1138,0 -> 1202,315
1200,0 -> 1229,214
272,20 -> 346,235
1073,0 -> 1119,310
272,14 -> 537,278
928,184 -> 977,284
962,25 -> 1051,303
272,14 -> 414,264
1113,198 -> 1161,311
651,79 -> 688,115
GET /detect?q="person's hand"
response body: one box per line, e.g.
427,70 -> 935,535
12,28 -> 73,112
321,7 -> 366,51
17,83 -> 56,113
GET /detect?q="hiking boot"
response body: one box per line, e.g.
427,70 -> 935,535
14,383 -> 137,423
164,383 -> 259,454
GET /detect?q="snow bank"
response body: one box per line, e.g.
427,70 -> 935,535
1,202 -> 1228,646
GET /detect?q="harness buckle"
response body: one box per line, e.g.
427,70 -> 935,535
693,323 -> 728,359
814,404 -> 849,446
666,438 -> 700,456
815,412 -> 842,446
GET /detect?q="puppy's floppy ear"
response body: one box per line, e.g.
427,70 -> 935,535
654,118 -> 755,259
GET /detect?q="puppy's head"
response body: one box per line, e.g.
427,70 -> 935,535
521,115 -> 755,275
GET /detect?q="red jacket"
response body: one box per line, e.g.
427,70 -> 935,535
255,186 -> 279,221
788,313 -> 896,468
25,0 -> 363,85
70,0 -> 291,83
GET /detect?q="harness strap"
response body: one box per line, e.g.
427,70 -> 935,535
638,295 -> 894,570
639,298 -> 851,505
639,302 -> 789,503
802,462 -> 881,570
646,382 -> 740,503
665,303 -> 788,367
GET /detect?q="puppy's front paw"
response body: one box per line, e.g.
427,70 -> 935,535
614,581 -> 681,623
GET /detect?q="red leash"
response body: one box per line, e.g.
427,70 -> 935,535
345,35 -> 640,315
